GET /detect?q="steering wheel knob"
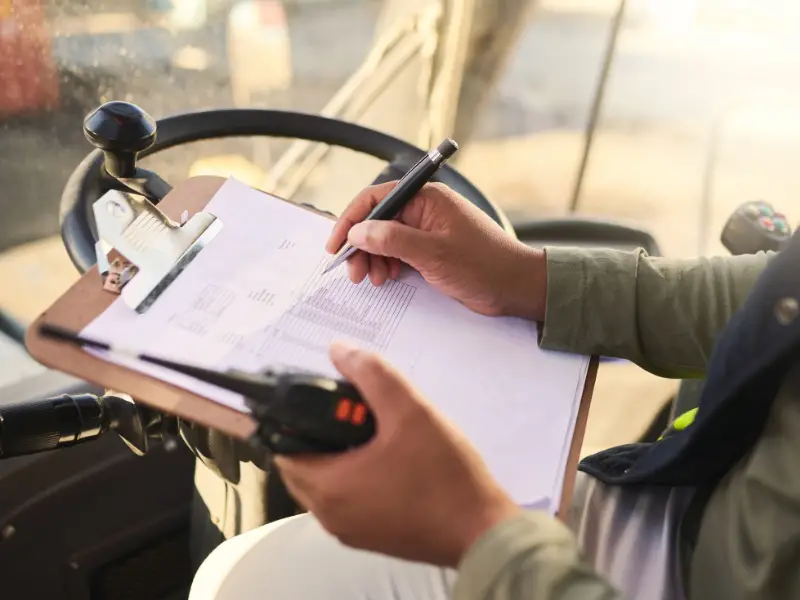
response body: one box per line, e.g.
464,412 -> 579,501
83,101 -> 157,178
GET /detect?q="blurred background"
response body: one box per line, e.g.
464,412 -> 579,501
1,0 -> 800,454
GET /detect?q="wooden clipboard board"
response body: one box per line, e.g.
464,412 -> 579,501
25,175 -> 597,520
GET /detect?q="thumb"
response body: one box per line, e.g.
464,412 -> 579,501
329,341 -> 416,419
348,220 -> 441,270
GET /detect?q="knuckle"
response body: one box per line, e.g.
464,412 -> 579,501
425,181 -> 449,194
364,182 -> 386,194
324,520 -> 355,546
369,181 -> 397,201
348,183 -> 387,215
426,237 -> 450,267
362,225 -> 385,251
363,183 -> 385,198
321,520 -> 344,540
346,192 -> 369,212
425,181 -> 456,202
423,183 -> 464,219
316,511 -> 346,538
315,484 -> 344,512
378,224 -> 398,250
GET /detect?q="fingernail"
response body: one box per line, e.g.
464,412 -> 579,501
330,340 -> 359,360
348,222 -> 369,247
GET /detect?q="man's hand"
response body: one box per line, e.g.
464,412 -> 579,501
326,181 -> 547,320
274,342 -> 521,568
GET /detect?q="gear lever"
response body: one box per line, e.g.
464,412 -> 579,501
84,101 -> 172,203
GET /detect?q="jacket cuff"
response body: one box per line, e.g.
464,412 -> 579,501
452,511 -> 576,600
539,246 -> 640,357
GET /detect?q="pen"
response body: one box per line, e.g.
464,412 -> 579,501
322,138 -> 459,274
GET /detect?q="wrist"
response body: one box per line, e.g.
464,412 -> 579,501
448,494 -> 522,568
502,244 -> 548,322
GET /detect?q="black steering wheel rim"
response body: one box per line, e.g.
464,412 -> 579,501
60,109 -> 513,274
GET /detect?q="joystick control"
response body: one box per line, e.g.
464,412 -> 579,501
83,101 -> 172,203
721,200 -> 793,255
84,101 -> 156,178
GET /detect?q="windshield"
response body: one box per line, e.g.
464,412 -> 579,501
1,0 -> 799,398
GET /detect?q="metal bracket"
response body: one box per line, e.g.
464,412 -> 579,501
92,189 -> 223,314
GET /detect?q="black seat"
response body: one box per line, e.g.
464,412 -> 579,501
511,218 -> 662,257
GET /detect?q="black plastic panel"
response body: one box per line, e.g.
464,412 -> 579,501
0,432 -> 195,600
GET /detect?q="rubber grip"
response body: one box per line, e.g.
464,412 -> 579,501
0,398 -> 61,457
0,394 -> 102,458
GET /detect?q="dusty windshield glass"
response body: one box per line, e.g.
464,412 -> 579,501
1,0 -> 386,250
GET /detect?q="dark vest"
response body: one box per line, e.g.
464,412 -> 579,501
579,230 -> 800,487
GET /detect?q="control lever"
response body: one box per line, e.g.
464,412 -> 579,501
83,101 -> 172,203
0,392 -> 177,459
720,200 -> 793,256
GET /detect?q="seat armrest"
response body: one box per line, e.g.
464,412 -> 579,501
512,218 -> 662,257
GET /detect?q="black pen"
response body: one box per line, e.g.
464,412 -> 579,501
322,138 -> 459,274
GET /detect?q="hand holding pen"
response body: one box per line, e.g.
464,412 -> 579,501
323,144 -> 547,320
323,139 -> 459,274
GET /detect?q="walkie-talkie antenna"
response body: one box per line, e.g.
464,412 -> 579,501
38,323 -> 268,399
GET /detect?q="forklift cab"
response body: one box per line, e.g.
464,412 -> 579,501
0,94 -> 665,600
1,1 -> 798,599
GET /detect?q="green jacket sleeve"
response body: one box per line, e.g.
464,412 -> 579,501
539,247 -> 772,378
453,512 -> 621,600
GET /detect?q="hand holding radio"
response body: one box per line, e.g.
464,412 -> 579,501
274,341 -> 520,568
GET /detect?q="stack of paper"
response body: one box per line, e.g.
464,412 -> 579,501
82,178 -> 591,514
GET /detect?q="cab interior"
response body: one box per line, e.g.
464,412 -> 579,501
0,1 -> 798,598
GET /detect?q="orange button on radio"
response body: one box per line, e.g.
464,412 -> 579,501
351,403 -> 367,425
335,399 -> 352,421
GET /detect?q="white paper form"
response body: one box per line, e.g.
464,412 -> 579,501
82,178 -> 591,513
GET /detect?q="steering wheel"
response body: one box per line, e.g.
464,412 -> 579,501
60,102 -> 513,275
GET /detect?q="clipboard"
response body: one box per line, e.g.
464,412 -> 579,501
24,175 -> 597,520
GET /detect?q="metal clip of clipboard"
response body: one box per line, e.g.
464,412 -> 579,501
92,189 -> 223,314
